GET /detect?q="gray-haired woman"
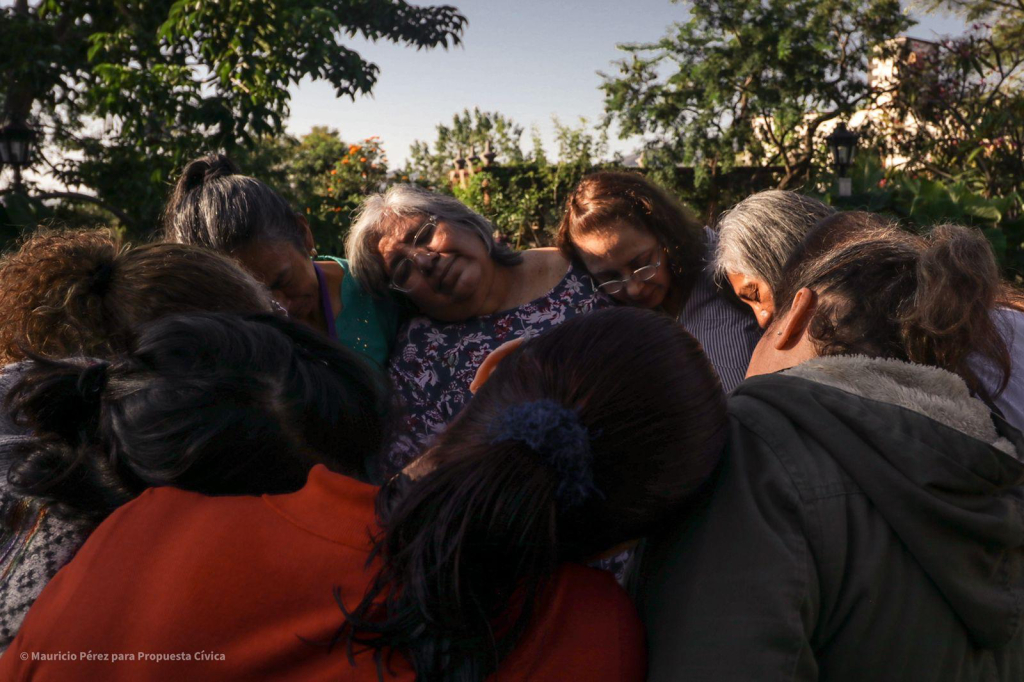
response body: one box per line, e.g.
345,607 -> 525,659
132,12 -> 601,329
713,189 -> 835,328
716,200 -> 1024,431
347,184 -> 610,474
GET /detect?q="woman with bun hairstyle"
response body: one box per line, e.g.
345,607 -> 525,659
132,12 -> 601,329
635,223 -> 1024,682
557,171 -> 761,392
3,307 -> 726,681
163,154 -> 402,367
0,312 -> 386,670
0,228 -> 276,650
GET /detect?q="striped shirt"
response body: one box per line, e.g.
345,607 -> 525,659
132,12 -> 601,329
677,228 -> 762,393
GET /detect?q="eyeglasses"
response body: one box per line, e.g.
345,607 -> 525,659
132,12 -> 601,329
596,250 -> 663,295
389,216 -> 439,292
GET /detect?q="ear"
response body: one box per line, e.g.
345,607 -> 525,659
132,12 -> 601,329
298,215 -> 315,253
773,287 -> 816,350
470,337 -> 526,394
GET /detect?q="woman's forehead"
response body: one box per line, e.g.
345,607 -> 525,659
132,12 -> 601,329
377,213 -> 429,256
576,224 -> 658,262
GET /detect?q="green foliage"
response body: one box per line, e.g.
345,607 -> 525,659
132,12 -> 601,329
820,154 -> 1024,274
449,118 -> 629,247
405,108 -> 526,186
880,31 -> 1024,200
308,137 -> 389,254
601,0 -> 912,188
236,128 -> 389,255
924,0 -> 1024,47
0,0 -> 466,237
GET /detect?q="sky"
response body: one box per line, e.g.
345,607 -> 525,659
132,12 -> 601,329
284,0 -> 969,168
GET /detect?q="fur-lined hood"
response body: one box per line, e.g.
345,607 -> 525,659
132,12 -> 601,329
732,358 -> 1024,649
784,355 -> 1019,458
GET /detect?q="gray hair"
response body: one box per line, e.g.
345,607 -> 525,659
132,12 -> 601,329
346,184 -> 522,295
713,190 -> 836,288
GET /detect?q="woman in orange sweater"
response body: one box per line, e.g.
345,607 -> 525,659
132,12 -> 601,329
1,307 -> 727,681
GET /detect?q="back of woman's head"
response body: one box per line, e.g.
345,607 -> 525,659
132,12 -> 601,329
6,313 -> 387,519
343,307 -> 726,680
162,154 -> 303,252
773,218 -> 1021,395
714,189 -> 836,288
557,171 -> 704,285
0,229 -> 275,364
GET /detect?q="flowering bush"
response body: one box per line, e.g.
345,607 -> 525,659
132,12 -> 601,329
305,137 -> 389,254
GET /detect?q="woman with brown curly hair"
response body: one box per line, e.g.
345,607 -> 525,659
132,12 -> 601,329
0,228 -> 276,650
557,171 -> 761,391
0,228 -> 275,364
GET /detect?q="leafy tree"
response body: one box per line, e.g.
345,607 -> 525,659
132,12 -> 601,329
236,127 -> 386,254
405,108 -> 525,186
450,117 -> 619,248
0,0 -> 466,236
310,136 -> 389,254
601,0 -> 912,189
880,31 -> 1024,199
925,0 -> 1023,46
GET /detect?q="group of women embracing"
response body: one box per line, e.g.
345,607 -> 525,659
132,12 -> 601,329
0,153 -> 1021,682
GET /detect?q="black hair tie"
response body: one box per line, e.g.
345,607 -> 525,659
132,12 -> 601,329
76,360 -> 110,402
490,399 -> 603,510
89,262 -> 116,296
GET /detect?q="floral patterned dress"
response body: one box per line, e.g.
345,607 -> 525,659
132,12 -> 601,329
382,262 -> 610,474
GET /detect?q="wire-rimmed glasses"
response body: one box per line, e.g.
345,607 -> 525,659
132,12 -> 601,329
389,216 -> 438,292
595,250 -> 663,295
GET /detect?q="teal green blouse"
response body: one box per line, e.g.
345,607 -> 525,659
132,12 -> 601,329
321,256 -> 403,369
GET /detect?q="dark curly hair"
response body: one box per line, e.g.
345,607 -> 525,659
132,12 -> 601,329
0,228 -> 274,364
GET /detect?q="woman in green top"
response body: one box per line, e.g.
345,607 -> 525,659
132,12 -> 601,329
162,155 -> 402,368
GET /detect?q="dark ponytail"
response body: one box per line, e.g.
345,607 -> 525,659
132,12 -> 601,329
6,313 -> 387,520
773,216 -> 1023,395
162,154 -> 305,252
340,307 -> 728,680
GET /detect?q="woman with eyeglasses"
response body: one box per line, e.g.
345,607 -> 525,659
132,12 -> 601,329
346,184 -> 610,473
163,154 -> 403,368
557,171 -> 761,391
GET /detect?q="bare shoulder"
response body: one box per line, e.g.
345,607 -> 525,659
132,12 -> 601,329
521,248 -> 569,281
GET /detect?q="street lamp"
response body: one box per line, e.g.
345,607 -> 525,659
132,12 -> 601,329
825,121 -> 859,198
0,120 -> 38,192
